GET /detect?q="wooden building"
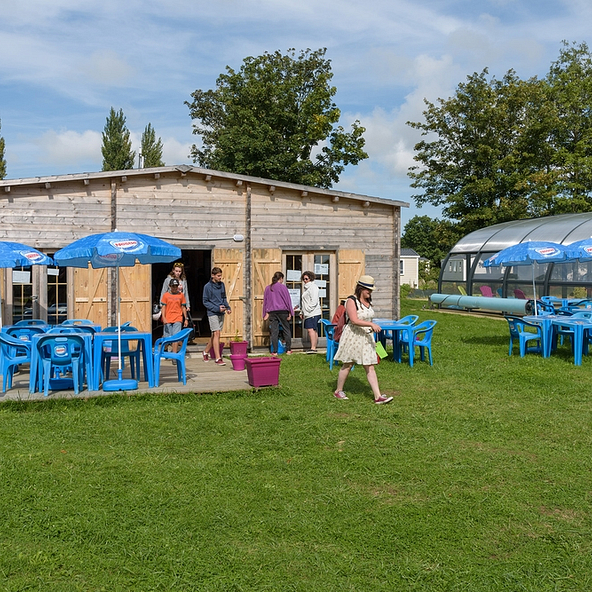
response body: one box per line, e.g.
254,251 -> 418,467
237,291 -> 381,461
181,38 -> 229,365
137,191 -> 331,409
0,165 -> 408,347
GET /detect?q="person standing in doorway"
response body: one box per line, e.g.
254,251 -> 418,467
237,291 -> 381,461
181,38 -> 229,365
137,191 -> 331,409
160,262 -> 190,314
202,267 -> 231,365
263,271 -> 294,356
300,271 -> 321,354
160,279 -> 189,357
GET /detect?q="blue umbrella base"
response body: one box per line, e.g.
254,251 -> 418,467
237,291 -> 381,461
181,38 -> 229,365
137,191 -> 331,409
103,378 -> 138,391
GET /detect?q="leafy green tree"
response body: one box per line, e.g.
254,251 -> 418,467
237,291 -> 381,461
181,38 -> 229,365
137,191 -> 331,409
101,108 -> 135,171
186,48 -> 368,188
545,41 -> 592,213
407,71 -> 550,235
140,123 -> 165,168
0,119 -> 6,179
401,215 -> 460,269
407,42 -> 592,236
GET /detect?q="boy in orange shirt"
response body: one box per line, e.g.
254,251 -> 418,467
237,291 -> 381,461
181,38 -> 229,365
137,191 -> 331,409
160,278 -> 188,355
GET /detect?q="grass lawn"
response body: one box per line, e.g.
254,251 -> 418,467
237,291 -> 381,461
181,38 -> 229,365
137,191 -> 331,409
2,299 -> 592,591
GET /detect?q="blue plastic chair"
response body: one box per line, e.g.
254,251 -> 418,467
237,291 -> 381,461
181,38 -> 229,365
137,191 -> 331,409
5,325 -> 47,342
35,334 -> 86,397
505,316 -> 542,357
398,320 -> 437,366
153,328 -> 193,386
383,315 -> 418,356
319,319 -> 338,369
15,319 -> 49,327
101,325 -> 141,381
0,333 -> 32,392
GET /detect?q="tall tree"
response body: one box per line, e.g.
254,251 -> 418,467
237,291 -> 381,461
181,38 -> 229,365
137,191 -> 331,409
101,107 -> 135,171
401,215 -> 460,269
0,119 -> 6,179
545,41 -> 592,213
407,70 -> 549,235
407,42 -> 592,235
186,48 -> 368,188
140,123 -> 165,168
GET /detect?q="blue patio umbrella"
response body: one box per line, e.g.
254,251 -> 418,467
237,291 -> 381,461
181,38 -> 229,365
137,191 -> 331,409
483,241 -> 568,315
54,231 -> 181,391
565,238 -> 592,262
0,242 -> 54,328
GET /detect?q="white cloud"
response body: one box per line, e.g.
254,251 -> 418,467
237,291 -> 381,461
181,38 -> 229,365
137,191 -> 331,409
162,138 -> 192,165
34,129 -> 102,166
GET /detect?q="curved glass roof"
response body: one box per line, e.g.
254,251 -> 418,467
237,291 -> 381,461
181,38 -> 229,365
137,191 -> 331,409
451,213 -> 592,254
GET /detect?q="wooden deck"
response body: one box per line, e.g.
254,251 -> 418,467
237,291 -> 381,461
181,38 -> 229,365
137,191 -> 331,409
0,349 -> 261,403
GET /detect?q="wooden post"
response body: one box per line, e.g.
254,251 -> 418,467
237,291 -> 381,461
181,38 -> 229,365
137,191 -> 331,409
244,184 -> 252,350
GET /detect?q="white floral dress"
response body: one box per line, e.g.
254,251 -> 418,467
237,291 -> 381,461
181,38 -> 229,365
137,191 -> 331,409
334,300 -> 377,365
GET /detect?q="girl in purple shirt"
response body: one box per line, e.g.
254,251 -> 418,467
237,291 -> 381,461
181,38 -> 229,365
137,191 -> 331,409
263,271 -> 294,356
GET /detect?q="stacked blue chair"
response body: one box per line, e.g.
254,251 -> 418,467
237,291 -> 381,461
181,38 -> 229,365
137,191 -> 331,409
398,320 -> 437,366
153,328 -> 193,386
14,319 -> 50,327
0,333 -> 32,392
35,334 -> 86,396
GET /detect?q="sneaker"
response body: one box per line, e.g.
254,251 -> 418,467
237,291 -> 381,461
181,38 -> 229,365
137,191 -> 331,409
215,358 -> 226,366
307,349 -> 317,354
375,395 -> 393,405
333,390 -> 349,400
202,351 -> 209,362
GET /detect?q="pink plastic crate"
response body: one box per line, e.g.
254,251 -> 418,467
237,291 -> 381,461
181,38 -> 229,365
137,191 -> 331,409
245,357 -> 282,387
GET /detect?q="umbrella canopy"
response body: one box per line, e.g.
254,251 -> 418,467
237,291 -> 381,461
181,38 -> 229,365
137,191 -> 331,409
483,241 -> 568,315
53,231 -> 180,269
0,242 -> 54,328
0,241 -> 54,268
565,238 -> 592,262
483,241 -> 568,268
54,231 -> 181,391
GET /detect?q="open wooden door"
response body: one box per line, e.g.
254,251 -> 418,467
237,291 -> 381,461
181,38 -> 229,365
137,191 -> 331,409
74,264 -> 152,332
74,266 -> 109,328
337,249 -> 365,300
213,248 -> 244,341
252,248 -> 282,347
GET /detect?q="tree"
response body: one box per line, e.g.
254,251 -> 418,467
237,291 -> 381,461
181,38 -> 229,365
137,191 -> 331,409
401,215 -> 460,269
186,48 -> 368,188
545,41 -> 592,213
0,119 -> 6,179
407,70 -> 549,235
140,123 -> 165,168
101,108 -> 135,171
407,42 -> 592,236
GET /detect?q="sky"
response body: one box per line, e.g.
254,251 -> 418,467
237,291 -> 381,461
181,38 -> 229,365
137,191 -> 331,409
1,0 -> 591,228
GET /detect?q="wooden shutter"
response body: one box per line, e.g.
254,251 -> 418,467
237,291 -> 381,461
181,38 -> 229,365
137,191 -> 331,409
337,249 -> 365,300
212,248 -> 244,341
252,248 -> 282,347
119,265 -> 151,333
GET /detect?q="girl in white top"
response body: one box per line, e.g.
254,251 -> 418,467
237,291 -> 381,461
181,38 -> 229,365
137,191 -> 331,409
300,271 -> 322,353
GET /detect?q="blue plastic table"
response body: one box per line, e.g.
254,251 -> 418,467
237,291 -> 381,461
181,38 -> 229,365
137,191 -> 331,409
92,331 -> 154,389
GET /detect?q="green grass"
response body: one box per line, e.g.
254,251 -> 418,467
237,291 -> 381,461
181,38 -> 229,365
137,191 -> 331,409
2,300 -> 592,590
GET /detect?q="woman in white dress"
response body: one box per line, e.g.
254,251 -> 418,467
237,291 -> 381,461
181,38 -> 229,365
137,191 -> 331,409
333,275 -> 393,405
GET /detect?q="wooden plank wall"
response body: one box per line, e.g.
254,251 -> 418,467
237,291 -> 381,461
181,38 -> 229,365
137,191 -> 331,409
0,171 -> 401,324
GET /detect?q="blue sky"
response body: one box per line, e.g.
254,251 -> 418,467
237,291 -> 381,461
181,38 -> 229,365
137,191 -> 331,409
1,0 -> 591,227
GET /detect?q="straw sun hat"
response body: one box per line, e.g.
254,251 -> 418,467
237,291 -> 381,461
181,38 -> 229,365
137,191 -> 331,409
357,275 -> 376,290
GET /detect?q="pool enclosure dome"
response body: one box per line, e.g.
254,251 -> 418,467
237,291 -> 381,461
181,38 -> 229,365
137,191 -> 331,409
439,213 -> 592,300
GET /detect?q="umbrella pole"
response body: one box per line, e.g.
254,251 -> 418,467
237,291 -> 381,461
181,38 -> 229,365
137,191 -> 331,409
117,264 -> 123,381
533,264 -> 538,316
103,262 -> 138,392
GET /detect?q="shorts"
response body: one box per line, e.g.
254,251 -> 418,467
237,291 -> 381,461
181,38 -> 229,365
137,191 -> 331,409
164,321 -> 182,338
208,314 -> 225,332
304,315 -> 321,330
